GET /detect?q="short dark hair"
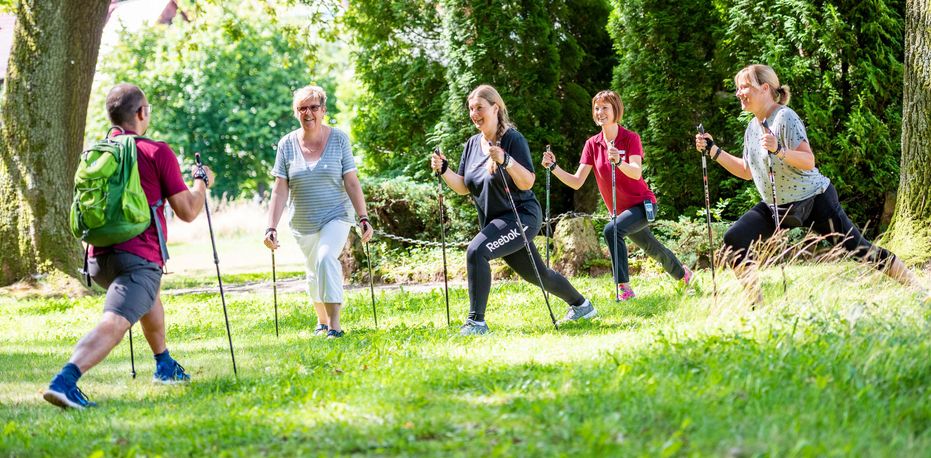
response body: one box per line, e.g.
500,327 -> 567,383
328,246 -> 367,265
106,83 -> 146,126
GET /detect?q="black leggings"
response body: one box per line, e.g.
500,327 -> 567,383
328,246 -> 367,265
723,184 -> 894,268
604,204 -> 686,284
466,208 -> 585,322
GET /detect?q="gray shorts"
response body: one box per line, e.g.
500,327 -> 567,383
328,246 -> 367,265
88,251 -> 162,324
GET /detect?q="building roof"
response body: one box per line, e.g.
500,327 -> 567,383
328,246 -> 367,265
100,0 -> 184,53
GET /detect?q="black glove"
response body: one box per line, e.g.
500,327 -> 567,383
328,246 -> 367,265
436,158 -> 449,176
193,166 -> 209,186
702,138 -> 716,157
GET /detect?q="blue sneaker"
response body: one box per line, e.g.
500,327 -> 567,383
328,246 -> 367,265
43,376 -> 96,410
153,360 -> 191,385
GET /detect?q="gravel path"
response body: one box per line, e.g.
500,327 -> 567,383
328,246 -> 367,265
164,277 -> 467,296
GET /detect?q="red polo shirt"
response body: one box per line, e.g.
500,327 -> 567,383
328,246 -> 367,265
579,127 -> 656,214
89,131 -> 188,266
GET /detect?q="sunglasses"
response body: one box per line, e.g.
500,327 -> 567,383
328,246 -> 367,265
297,104 -> 324,113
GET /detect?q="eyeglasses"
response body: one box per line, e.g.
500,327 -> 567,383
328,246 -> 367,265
298,104 -> 324,113
137,104 -> 152,116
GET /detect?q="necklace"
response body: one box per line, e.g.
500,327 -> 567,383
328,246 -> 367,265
300,135 -> 324,156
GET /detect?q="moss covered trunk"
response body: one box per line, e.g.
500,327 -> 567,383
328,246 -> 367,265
0,0 -> 110,286
885,0 -> 931,264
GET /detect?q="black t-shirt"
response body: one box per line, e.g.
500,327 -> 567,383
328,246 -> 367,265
458,128 -> 539,226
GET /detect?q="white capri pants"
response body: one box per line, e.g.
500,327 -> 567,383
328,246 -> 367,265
295,219 -> 351,303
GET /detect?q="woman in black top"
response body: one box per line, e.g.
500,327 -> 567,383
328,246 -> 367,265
430,85 -> 595,335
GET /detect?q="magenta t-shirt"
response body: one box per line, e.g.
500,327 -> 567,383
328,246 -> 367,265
579,127 -> 656,214
89,131 -> 188,266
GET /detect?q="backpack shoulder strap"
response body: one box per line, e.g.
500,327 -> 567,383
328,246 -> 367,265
150,199 -> 170,267
115,132 -> 169,265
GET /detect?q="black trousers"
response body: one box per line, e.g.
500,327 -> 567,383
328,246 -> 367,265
723,184 -> 894,268
466,206 -> 585,321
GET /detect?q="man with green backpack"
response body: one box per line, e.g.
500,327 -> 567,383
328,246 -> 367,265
44,83 -> 216,409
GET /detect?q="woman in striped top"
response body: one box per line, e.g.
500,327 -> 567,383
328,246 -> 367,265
264,85 -> 373,339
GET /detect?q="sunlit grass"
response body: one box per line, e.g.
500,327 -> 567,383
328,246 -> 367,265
1,261 -> 929,456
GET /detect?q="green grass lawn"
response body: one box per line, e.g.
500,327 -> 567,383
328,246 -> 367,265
1,262 -> 929,456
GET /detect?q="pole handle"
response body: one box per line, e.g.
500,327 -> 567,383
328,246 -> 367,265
433,147 -> 442,177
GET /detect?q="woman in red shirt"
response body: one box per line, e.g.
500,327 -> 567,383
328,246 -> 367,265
543,90 -> 691,300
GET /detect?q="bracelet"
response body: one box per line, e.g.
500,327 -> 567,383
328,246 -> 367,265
265,228 -> 277,235
505,154 -> 516,169
546,162 -> 556,171
776,145 -> 786,159
712,146 -> 723,161
499,153 -> 511,168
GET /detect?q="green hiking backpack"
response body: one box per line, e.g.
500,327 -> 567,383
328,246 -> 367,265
69,127 -> 151,246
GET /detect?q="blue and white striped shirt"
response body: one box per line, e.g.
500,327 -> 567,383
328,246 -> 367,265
272,127 -> 357,236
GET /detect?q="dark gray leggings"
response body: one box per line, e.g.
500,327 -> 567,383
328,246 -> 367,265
466,208 -> 585,322
604,204 -> 686,284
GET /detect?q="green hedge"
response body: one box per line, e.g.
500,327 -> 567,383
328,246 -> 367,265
610,0 -> 905,233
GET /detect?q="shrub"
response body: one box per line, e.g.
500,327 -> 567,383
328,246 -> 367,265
361,175 -> 477,246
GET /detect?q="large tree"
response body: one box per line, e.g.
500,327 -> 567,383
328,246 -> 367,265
0,0 -> 110,286
342,0 -> 448,178
437,0 -> 613,214
609,0 -> 727,218
345,1 -> 613,215
884,0 -> 931,264
86,2 -> 318,200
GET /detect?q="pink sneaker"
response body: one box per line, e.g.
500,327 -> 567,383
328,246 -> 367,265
681,266 -> 693,286
617,285 -> 636,301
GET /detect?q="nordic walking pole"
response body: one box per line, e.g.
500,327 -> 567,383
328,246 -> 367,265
761,120 -> 788,293
128,326 -> 136,379
545,145 -> 552,270
491,141 -> 558,331
194,153 -> 237,376
608,135 -> 620,302
364,233 -> 377,328
696,124 -> 718,297
433,147 -> 451,326
271,249 -> 279,337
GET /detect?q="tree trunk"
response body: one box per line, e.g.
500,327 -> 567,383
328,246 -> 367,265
885,0 -> 931,265
0,0 -> 110,286
552,216 -> 604,277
